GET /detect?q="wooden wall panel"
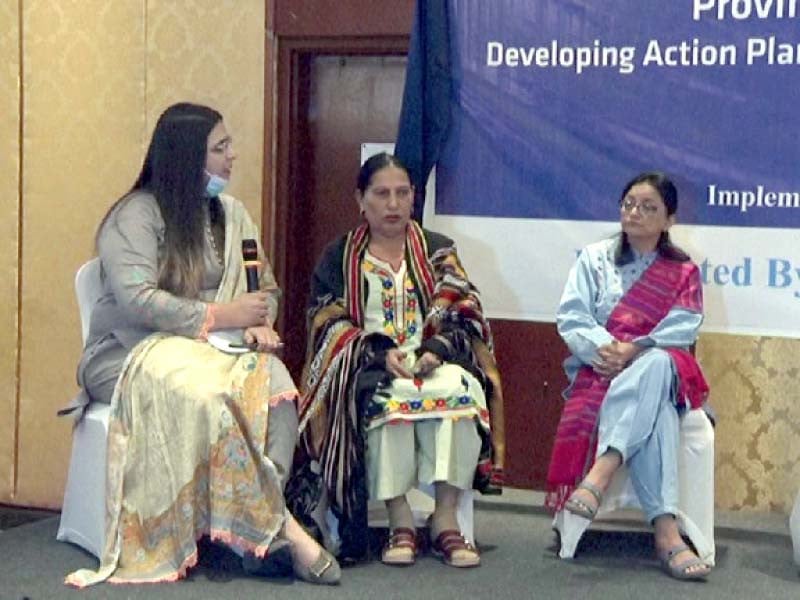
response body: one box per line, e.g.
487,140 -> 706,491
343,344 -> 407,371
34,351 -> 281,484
0,0 -> 20,504
9,0 -> 268,509
275,0 -> 415,37
491,321 -> 567,488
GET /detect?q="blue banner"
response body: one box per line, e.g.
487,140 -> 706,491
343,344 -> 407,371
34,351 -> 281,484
435,0 -> 800,228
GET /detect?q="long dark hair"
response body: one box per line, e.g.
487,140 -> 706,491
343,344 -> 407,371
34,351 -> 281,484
615,171 -> 690,265
97,102 -> 223,297
356,152 -> 411,194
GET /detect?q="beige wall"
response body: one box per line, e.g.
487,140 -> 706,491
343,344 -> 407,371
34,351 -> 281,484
1,2 -> 798,515
3,0 -> 265,509
698,335 -> 800,513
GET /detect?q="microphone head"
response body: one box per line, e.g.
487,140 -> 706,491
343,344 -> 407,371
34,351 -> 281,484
242,239 -> 258,260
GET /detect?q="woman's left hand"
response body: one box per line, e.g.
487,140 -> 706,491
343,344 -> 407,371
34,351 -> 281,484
412,351 -> 442,378
243,325 -> 283,353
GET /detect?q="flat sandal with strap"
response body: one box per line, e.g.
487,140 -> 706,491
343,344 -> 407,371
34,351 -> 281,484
659,543 -> 711,581
292,547 -> 341,585
564,480 -> 604,521
432,529 -> 480,568
382,527 -> 417,566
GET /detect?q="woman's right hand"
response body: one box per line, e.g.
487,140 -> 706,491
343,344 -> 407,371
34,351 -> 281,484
243,324 -> 282,353
213,292 -> 270,329
385,348 -> 413,379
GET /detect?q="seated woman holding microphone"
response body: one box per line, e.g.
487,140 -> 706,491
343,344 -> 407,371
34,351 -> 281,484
546,172 -> 712,581
288,153 -> 505,568
66,102 -> 339,587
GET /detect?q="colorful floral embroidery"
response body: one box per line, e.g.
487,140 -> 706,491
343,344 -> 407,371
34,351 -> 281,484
363,259 -> 418,344
366,392 -> 482,421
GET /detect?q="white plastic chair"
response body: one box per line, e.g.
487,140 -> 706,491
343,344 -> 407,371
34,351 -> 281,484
56,258 -> 111,558
791,490 -> 800,568
553,408 -> 716,566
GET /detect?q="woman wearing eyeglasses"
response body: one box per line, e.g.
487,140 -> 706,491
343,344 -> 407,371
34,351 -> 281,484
545,172 -> 712,581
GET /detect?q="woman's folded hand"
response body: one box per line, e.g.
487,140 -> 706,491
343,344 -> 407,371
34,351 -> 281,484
412,351 -> 442,378
385,348 -> 413,379
593,340 -> 643,379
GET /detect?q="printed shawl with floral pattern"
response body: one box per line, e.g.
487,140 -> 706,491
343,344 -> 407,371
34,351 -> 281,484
66,197 -> 295,587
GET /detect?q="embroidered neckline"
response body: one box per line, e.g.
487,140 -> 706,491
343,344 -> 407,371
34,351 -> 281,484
363,256 -> 417,345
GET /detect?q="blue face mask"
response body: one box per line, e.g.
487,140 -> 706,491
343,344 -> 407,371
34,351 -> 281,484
204,171 -> 228,197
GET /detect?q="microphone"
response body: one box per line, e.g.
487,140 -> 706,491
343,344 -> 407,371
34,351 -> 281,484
242,239 -> 260,292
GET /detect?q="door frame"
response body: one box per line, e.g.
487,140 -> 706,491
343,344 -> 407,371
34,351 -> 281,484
264,36 -> 409,303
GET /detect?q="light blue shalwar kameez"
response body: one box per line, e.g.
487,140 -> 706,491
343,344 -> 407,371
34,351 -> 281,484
556,238 -> 703,522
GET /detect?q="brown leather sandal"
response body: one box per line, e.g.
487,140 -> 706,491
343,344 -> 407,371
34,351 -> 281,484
382,527 -> 417,566
432,529 -> 481,568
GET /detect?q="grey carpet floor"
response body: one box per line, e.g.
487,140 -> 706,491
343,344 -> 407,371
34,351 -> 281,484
0,505 -> 797,600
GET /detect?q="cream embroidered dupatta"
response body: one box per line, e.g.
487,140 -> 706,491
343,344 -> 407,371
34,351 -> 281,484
67,196 -> 293,587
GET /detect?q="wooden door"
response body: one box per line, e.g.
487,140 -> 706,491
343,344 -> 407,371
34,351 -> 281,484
273,49 -> 409,382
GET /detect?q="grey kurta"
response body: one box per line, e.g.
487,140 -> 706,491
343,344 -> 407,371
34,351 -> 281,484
78,191 -> 278,404
76,191 -> 297,493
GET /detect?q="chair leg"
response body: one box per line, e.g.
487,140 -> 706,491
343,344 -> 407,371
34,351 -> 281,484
553,509 -> 592,559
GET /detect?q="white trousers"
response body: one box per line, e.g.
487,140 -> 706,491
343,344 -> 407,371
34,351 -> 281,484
366,418 -> 481,501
